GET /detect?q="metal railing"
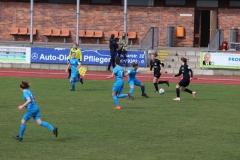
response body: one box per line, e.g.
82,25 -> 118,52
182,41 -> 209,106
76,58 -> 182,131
139,27 -> 159,51
208,29 -> 224,51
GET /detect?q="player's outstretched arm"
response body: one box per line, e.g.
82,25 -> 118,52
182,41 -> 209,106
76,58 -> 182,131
18,97 -> 31,110
65,64 -> 71,72
173,67 -> 182,78
107,73 -> 114,79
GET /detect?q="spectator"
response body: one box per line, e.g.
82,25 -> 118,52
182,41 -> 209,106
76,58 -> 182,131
108,34 -> 118,71
118,32 -> 128,64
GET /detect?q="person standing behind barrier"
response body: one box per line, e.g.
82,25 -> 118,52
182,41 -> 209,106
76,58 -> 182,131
67,43 -> 82,78
108,34 -> 118,71
118,32 -> 128,64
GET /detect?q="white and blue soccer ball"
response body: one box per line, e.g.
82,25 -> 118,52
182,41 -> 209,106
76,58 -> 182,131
159,88 -> 165,95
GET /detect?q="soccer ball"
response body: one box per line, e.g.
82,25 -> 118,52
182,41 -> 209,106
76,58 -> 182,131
159,88 -> 165,95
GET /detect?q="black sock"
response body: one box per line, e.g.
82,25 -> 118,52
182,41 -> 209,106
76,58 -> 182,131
176,88 -> 180,97
68,69 -> 71,77
158,81 -> 167,84
185,88 -> 192,94
154,83 -> 159,91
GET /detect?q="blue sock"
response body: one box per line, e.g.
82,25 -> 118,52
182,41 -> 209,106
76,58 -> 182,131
129,88 -> 135,94
19,123 -> 26,138
117,94 -> 127,98
141,86 -> 145,94
40,121 -> 54,131
112,95 -> 120,106
71,81 -> 75,90
75,78 -> 81,83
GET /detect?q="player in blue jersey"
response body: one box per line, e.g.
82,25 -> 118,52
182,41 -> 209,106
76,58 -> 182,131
107,58 -> 133,110
125,62 -> 149,98
13,80 -> 58,141
66,52 -> 83,91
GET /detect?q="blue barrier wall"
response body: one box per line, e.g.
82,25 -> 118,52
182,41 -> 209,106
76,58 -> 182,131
31,48 -> 146,67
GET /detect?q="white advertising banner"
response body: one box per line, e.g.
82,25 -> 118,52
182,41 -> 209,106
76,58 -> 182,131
200,52 -> 240,69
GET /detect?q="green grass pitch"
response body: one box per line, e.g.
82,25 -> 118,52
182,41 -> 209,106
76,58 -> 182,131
0,77 -> 240,160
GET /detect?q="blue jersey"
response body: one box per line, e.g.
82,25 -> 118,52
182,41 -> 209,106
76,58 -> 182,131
127,68 -> 137,81
70,58 -> 80,77
69,58 -> 80,72
23,89 -> 38,110
113,65 -> 124,83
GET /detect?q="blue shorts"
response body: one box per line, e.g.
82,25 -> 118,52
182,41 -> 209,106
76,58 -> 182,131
23,107 -> 41,122
70,70 -> 80,82
128,79 -> 142,86
112,82 -> 124,93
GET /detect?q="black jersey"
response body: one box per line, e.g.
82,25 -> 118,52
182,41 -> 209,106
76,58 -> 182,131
174,64 -> 193,79
150,59 -> 164,72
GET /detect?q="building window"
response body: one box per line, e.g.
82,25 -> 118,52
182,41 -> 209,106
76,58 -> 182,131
166,0 -> 186,6
122,0 -> 154,6
92,0 -> 111,4
230,0 -> 240,6
196,0 -> 218,7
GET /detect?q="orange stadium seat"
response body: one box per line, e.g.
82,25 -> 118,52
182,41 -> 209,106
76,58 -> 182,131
111,31 -> 119,39
43,29 -> 52,42
60,29 -> 70,43
79,30 -> 85,43
9,27 -> 19,41
27,28 -> 37,35
18,28 -> 28,35
93,31 -> 103,44
79,30 -> 85,37
85,30 -> 94,37
51,29 -> 61,36
127,32 -> 137,45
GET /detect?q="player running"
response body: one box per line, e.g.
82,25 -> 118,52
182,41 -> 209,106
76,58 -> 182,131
125,62 -> 149,98
150,54 -> 169,92
107,58 -> 133,110
66,52 -> 83,91
67,43 -> 82,79
13,80 -> 58,141
173,57 -> 196,101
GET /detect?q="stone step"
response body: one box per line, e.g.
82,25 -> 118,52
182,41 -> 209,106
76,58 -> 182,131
168,50 -> 201,56
165,56 -> 200,62
164,61 -> 200,68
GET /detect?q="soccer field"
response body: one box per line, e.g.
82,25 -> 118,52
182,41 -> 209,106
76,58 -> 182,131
0,77 -> 240,160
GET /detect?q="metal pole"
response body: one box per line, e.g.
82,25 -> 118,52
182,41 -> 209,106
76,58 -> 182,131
124,0 -> 127,33
76,0 -> 80,45
30,0 -> 34,44
152,28 -> 154,49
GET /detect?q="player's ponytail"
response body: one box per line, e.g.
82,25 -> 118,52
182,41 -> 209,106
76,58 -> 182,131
181,57 -> 187,64
115,58 -> 120,65
20,80 -> 30,89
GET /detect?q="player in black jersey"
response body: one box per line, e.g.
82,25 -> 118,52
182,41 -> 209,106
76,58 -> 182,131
173,57 -> 196,101
150,54 -> 169,92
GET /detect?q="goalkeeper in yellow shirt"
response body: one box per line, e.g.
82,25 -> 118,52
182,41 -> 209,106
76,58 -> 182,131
67,43 -> 83,79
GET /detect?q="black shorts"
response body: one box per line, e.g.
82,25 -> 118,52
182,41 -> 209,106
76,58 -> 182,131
178,79 -> 190,87
154,72 -> 161,79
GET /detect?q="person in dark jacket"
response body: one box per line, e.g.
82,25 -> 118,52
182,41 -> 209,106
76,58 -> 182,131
108,34 -> 118,71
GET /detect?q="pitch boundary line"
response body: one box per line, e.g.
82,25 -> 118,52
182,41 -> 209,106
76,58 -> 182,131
0,70 -> 240,82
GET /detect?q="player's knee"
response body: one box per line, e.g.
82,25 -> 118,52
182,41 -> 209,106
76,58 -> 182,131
181,87 -> 185,91
21,119 -> 26,124
130,86 -> 134,88
176,85 -> 180,89
36,119 -> 42,125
